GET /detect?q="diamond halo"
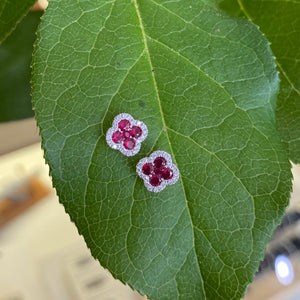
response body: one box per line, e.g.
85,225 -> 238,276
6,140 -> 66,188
136,150 -> 179,193
106,113 -> 148,157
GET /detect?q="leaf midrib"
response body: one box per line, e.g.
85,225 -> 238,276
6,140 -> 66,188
133,0 -> 209,297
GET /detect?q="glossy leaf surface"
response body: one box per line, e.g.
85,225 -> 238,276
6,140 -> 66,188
32,1 -> 292,299
219,0 -> 300,163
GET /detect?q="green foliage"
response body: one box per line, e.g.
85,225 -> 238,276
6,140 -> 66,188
219,0 -> 300,163
31,1 -> 292,299
0,0 -> 37,42
0,11 -> 41,122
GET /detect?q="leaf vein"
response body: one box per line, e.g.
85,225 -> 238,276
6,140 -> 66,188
134,0 -> 207,297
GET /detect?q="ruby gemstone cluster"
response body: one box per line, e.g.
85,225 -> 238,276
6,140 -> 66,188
137,151 -> 179,193
106,113 -> 148,156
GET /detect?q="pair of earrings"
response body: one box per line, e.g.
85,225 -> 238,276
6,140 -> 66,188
106,113 -> 179,193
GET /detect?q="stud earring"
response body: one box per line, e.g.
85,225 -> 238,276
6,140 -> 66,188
106,113 -> 148,156
136,151 -> 179,193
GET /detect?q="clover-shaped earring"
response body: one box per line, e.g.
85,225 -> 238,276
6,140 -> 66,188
106,113 -> 148,156
136,151 -> 179,193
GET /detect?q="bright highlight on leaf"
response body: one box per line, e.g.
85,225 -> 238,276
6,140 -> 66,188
32,0 -> 292,299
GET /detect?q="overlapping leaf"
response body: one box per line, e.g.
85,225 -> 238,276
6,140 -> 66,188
0,0 -> 37,42
0,11 -> 41,122
32,1 -> 292,299
219,0 -> 300,163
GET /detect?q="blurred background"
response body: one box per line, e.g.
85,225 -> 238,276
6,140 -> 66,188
1,1 -> 300,299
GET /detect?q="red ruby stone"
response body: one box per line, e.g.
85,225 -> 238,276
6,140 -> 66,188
154,157 -> 167,168
123,131 -> 131,138
162,168 -> 173,180
118,119 -> 131,131
123,138 -> 135,150
153,167 -> 163,177
142,163 -> 153,175
112,131 -> 124,144
130,126 -> 142,138
150,175 -> 161,187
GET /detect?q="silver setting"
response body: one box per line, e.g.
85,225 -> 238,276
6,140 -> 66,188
136,150 -> 180,193
106,113 -> 148,157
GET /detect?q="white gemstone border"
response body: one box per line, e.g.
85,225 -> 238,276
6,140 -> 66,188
136,150 -> 180,193
106,113 -> 148,157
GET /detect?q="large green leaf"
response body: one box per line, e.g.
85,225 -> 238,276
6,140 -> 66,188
219,0 -> 300,163
0,0 -> 37,42
0,11 -> 42,122
32,1 -> 292,299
